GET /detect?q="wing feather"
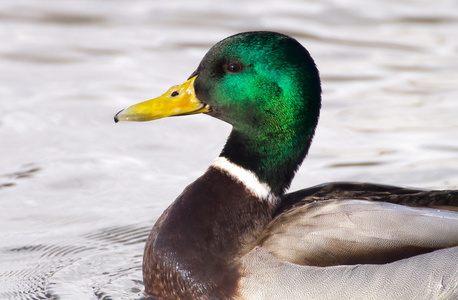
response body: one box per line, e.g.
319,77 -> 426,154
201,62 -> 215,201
260,199 -> 458,266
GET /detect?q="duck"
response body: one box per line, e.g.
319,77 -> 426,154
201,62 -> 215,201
115,31 -> 458,299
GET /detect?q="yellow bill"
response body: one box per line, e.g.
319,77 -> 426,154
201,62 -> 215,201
114,76 -> 209,122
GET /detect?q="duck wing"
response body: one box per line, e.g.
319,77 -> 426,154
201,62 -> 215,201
260,199 -> 458,266
238,195 -> 458,299
278,181 -> 458,215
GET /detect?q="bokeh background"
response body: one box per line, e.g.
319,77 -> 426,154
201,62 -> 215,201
1,0 -> 457,298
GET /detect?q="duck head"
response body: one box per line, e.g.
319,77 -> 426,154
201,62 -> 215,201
115,31 -> 321,195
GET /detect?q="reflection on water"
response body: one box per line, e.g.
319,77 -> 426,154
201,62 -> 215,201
0,167 -> 41,189
1,0 -> 457,298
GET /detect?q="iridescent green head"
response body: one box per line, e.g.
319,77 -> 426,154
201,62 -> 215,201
115,31 -> 321,195
193,32 -> 320,133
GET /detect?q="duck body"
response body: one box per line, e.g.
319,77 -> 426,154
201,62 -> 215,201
115,32 -> 458,299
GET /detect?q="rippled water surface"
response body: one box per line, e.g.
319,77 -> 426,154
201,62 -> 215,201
1,0 -> 458,298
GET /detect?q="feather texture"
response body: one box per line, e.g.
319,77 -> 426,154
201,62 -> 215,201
260,199 -> 458,266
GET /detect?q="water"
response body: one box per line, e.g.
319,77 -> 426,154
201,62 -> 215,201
1,0 -> 457,298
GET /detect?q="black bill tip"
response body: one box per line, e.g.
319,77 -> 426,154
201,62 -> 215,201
114,109 -> 124,123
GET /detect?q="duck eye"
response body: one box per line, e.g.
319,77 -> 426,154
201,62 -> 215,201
227,63 -> 242,73
171,91 -> 179,97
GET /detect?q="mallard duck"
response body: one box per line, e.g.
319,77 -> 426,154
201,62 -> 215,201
115,31 -> 458,299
